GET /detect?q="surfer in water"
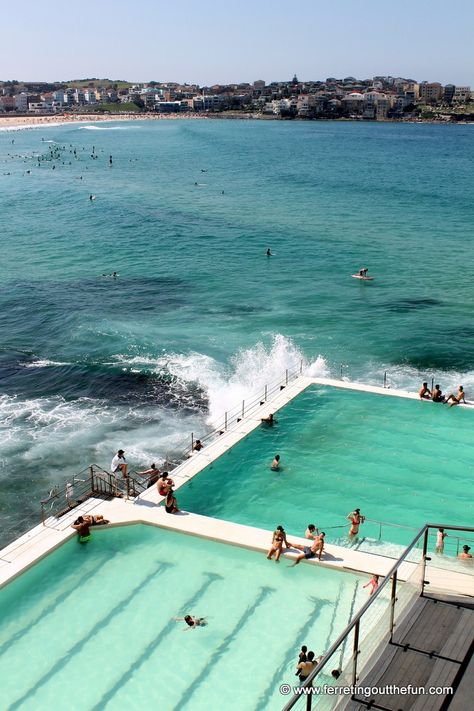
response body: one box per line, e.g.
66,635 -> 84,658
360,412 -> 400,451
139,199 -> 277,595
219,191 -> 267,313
358,267 -> 369,277
266,248 -> 273,256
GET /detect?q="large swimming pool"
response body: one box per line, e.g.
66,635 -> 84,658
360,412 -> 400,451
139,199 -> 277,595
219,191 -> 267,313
178,385 -> 472,551
0,524 -> 369,711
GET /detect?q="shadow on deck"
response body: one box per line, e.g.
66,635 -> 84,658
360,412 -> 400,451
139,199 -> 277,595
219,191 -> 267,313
341,592 -> 474,711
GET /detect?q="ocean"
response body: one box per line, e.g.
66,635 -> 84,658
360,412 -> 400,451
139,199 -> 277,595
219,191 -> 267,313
1,118 -> 473,545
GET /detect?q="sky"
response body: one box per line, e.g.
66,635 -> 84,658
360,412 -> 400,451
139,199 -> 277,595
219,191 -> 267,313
1,0 -> 473,86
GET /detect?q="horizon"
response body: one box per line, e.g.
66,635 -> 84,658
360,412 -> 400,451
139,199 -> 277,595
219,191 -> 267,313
1,0 -> 473,87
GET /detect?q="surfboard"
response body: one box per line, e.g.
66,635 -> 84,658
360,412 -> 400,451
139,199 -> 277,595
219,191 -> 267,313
351,274 -> 374,280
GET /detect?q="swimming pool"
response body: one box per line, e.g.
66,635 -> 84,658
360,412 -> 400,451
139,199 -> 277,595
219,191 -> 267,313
0,524 -> 369,711
177,385 -> 472,552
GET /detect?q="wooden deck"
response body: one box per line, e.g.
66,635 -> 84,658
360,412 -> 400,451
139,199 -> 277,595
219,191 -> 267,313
339,592 -> 474,710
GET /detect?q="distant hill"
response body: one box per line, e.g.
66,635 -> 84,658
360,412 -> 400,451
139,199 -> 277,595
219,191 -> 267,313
66,79 -> 134,89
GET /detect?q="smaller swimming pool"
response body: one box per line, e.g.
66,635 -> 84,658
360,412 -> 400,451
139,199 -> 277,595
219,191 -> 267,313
177,384 -> 472,553
0,524 -> 370,711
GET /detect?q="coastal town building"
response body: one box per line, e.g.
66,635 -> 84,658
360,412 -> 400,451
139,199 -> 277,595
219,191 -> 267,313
0,74 -> 471,121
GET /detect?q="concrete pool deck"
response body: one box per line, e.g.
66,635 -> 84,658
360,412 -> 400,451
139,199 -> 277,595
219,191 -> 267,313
1,375 -> 472,599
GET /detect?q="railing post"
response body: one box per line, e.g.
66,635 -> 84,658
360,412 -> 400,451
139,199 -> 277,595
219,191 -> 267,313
379,522 -> 382,541
242,400 -> 245,418
264,384 -> 267,401
352,619 -> 360,686
90,465 -> 94,493
285,369 -> 288,385
340,363 -> 343,379
191,432 -> 194,453
420,527 -> 429,596
389,570 -> 398,642
41,503 -> 45,526
225,411 -> 227,430
306,692 -> 312,711
456,538 -> 460,556
431,377 -> 434,393
300,358 -> 303,374
383,371 -> 387,388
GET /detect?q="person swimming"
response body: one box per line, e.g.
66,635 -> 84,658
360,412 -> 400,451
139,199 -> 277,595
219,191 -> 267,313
174,615 -> 208,630
271,454 -> 280,470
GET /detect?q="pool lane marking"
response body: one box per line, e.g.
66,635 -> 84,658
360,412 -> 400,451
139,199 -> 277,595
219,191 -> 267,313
88,571 -> 224,711
254,596 -> 330,711
175,585 -> 276,709
0,550 -> 116,657
8,560 -> 174,710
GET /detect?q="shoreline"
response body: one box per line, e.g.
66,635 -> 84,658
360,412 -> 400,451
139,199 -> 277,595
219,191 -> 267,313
0,112 -> 472,131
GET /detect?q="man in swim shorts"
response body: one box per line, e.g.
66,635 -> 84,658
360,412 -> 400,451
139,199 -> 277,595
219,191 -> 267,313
446,385 -> 466,408
291,533 -> 325,565
418,382 -> 431,399
431,384 -> 445,403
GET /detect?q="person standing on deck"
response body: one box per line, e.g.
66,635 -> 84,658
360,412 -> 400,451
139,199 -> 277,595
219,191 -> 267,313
111,449 -> 128,478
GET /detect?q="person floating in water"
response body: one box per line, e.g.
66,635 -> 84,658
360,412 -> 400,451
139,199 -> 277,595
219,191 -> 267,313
266,248 -> 273,256
271,454 -> 280,470
174,615 -> 208,630
418,382 -> 431,399
71,516 -> 91,543
446,385 -> 466,407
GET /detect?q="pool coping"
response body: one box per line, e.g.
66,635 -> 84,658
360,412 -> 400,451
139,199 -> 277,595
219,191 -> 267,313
0,376 -> 472,598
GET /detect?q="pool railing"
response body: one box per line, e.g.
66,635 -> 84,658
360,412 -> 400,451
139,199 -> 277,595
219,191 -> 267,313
40,465 -> 149,524
281,523 -> 474,711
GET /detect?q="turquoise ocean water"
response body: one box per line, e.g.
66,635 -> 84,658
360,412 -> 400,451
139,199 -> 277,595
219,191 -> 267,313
1,119 -> 473,545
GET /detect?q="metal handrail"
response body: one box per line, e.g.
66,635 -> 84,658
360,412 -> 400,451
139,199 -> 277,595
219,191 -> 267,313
281,523 -> 474,711
179,363 -> 305,462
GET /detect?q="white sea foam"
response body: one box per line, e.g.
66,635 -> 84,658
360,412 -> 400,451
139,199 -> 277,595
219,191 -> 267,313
23,359 -> 70,369
112,334 -> 328,424
78,125 -> 138,131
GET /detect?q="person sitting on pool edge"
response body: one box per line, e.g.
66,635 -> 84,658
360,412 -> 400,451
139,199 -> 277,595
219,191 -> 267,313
431,384 -> 445,403
261,413 -> 275,426
446,385 -> 466,408
418,382 -> 431,399
267,525 -> 291,562
291,533 -> 325,565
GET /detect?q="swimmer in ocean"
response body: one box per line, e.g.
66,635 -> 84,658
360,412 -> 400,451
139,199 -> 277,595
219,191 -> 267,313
89,194 -> 96,201
266,248 -> 273,256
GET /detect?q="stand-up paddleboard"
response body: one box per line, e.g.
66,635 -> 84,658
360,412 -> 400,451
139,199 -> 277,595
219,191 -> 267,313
351,274 -> 374,281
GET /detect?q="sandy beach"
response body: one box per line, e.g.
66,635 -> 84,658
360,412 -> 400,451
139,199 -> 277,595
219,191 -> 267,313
0,112 -> 207,131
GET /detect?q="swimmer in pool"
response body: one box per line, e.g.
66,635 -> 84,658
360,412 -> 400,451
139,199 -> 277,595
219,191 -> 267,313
174,615 -> 208,630
271,454 -> 280,470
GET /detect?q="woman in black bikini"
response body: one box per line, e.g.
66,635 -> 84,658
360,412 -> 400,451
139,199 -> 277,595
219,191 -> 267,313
165,489 -> 180,514
266,525 -> 291,562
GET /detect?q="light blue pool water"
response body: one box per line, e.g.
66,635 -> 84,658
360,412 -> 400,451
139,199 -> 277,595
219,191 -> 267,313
0,524 -> 368,711
177,385 -> 472,552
